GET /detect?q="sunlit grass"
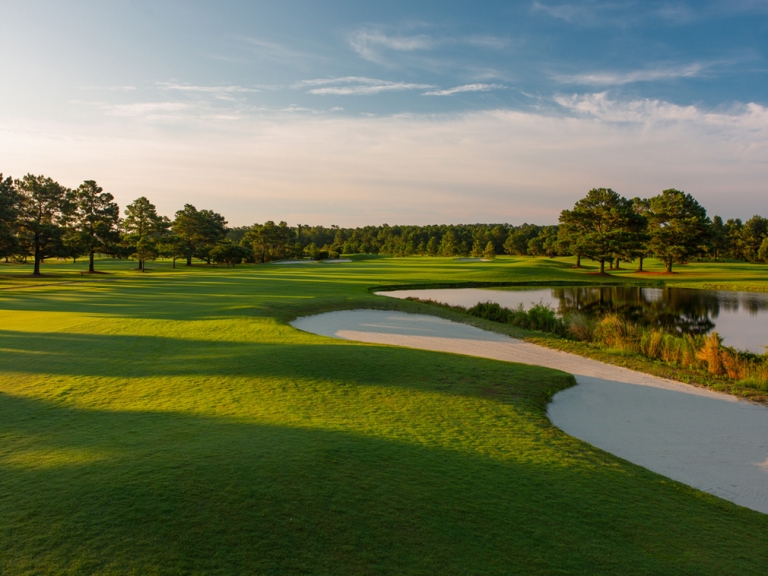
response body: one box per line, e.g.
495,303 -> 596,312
1,257 -> 767,574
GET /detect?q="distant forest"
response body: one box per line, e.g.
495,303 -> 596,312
2,172 -> 767,274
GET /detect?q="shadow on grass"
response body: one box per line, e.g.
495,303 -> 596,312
1,392 -> 767,576
0,329 -> 569,411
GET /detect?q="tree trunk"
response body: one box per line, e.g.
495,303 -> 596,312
89,251 -> 95,273
637,256 -> 644,272
186,253 -> 192,266
575,253 -> 581,267
33,234 -> 41,275
172,256 -> 176,269
609,259 -> 614,270
599,259 -> 605,274
666,258 -> 673,273
615,258 -> 621,270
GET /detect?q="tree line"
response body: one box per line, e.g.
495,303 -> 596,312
1,173 -> 767,274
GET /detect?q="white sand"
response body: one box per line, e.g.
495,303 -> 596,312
271,260 -> 317,265
291,309 -> 768,514
322,258 -> 353,263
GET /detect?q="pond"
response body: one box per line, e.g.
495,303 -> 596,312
376,286 -> 768,354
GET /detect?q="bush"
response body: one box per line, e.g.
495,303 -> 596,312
467,301 -> 510,323
467,301 -> 567,336
594,314 -> 638,352
565,312 -> 596,342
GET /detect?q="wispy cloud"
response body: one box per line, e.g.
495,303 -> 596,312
348,28 -> 435,63
79,86 -> 137,92
423,83 -> 503,96
157,82 -> 260,100
533,0 -> 768,26
531,1 -> 624,25
11,96 -> 768,226
300,77 -> 433,96
348,26 -> 511,63
102,101 -> 195,118
555,62 -> 706,85
555,92 -> 716,127
238,37 -> 325,66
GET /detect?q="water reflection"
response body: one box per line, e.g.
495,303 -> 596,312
377,286 -> 768,353
552,287 -> 719,336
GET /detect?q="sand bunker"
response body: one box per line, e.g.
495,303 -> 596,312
271,260 -> 317,265
322,258 -> 352,263
292,310 -> 768,514
453,257 -> 490,262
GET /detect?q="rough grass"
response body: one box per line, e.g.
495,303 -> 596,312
1,256 -> 768,574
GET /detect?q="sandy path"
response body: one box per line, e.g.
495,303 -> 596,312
291,309 -> 768,514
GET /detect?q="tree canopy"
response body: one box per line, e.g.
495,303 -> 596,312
559,188 -> 646,274
1,169 -> 767,271
646,189 -> 711,273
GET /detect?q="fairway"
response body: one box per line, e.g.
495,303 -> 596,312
2,257 -> 768,575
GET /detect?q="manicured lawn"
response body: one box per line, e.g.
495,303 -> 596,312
1,256 -> 767,575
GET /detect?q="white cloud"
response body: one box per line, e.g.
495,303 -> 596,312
102,102 -> 194,117
301,77 -> 433,96
4,95 -> 768,226
554,92 -> 691,122
157,82 -> 260,99
555,63 -> 706,85
79,85 -> 137,92
348,29 -> 435,62
423,83 -> 503,96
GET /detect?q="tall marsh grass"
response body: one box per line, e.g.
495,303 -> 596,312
406,295 -> 768,392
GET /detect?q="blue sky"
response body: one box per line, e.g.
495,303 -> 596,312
2,0 -> 767,225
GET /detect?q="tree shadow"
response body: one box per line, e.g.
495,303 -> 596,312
0,329 -> 569,411
1,393 -> 767,575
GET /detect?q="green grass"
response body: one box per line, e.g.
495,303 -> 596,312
1,256 -> 768,575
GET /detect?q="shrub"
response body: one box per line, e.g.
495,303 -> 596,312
466,301 -> 567,336
467,301 -> 510,323
594,314 -> 638,351
565,312 -> 596,342
639,329 -> 664,359
695,332 -> 724,375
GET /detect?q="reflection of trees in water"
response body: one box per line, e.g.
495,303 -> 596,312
552,287 -> 725,336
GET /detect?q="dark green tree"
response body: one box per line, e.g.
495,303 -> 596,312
156,233 -> 187,269
210,239 -> 249,267
15,174 -> 74,275
759,237 -> 768,263
197,209 -> 228,263
122,197 -> 166,271
734,215 -> 768,263
709,215 -> 728,262
483,241 -> 496,260
646,189 -> 711,273
527,226 -> 559,257
724,219 -> 743,260
559,188 -> 645,274
0,174 -> 21,260
72,180 -> 120,272
438,230 -> 458,257
504,224 -> 541,256
243,220 -> 293,263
